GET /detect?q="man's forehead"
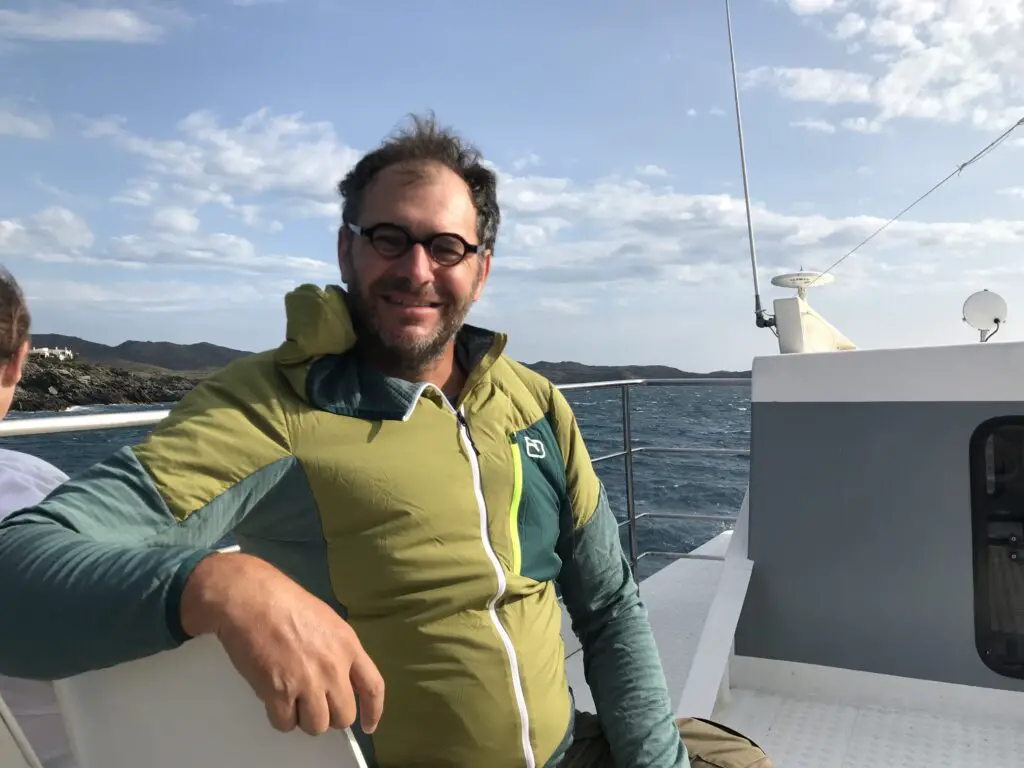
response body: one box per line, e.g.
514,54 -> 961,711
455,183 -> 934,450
361,161 -> 476,226
365,161 -> 465,195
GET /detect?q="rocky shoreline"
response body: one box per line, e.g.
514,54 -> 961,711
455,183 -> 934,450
12,359 -> 204,413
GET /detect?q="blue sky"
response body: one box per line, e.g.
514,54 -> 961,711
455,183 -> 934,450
1,0 -> 1022,371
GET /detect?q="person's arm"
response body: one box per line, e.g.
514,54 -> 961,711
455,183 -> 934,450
550,386 -> 688,768
0,449 -> 69,520
0,354 -> 295,681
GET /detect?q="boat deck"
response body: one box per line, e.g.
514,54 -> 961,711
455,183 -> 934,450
562,528 -> 1024,768
715,656 -> 1024,767
718,687 -> 1023,767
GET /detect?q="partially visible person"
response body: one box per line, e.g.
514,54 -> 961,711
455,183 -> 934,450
0,266 -> 77,768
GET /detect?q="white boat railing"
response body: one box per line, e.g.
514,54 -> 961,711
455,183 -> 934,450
0,378 -> 751,574
0,409 -> 172,437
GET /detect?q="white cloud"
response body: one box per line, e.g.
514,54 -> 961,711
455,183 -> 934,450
1000,187 -> 1024,199
0,200 -> 329,278
0,6 -> 165,44
866,17 -> 924,51
0,207 -> 94,259
0,102 -> 52,138
4,102 -> 1024,368
152,206 -> 200,234
287,199 -> 338,219
753,0 -> 1024,131
508,216 -> 573,249
791,118 -> 837,133
841,116 -> 883,133
834,12 -> 867,39
510,153 -> 541,172
4,107 -> 1004,304
234,203 -> 283,232
537,298 -> 591,316
82,108 -> 361,227
635,164 -> 669,177
744,66 -> 873,104
790,116 -> 884,135
493,168 -> 1024,291
31,176 -> 72,199
22,278 -> 271,313
788,0 -> 845,14
105,229 -> 332,277
113,178 -> 161,206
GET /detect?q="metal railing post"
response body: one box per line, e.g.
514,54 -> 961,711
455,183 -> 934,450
621,384 -> 639,574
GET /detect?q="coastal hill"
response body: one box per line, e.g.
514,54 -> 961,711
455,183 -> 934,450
13,335 -> 749,413
31,334 -> 249,373
526,360 -> 750,384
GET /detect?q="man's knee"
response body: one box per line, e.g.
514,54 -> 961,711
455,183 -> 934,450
677,717 -> 772,768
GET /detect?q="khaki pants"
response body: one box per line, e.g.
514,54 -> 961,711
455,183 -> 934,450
562,711 -> 772,768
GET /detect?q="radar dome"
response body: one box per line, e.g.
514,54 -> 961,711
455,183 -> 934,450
963,289 -> 1007,341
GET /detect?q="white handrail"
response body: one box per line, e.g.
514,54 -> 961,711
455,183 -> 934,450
0,410 -> 170,438
0,378 -> 749,439
0,378 -> 750,577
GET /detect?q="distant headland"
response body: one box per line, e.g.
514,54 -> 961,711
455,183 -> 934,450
11,334 -> 750,413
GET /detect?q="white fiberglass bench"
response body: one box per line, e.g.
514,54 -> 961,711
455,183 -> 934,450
0,689 -> 45,768
52,633 -> 368,768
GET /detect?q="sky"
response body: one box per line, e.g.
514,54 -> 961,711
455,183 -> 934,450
1,0 -> 1022,372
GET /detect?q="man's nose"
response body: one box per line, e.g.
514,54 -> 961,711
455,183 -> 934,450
394,243 -> 435,283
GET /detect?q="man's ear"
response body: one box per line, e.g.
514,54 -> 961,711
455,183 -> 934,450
0,340 -> 28,388
338,225 -> 353,285
472,249 -> 492,302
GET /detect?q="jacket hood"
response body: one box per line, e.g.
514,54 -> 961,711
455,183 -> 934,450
275,283 -> 356,366
273,283 -> 357,405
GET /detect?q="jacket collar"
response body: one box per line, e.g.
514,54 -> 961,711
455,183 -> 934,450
274,284 -> 506,421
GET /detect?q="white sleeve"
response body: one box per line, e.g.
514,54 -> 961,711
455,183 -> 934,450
0,449 -> 69,521
0,449 -> 75,768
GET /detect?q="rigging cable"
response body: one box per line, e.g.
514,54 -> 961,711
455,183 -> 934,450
808,116 -> 1024,287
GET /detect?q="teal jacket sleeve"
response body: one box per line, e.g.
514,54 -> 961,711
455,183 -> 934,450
549,386 -> 688,768
0,355 -> 294,681
558,486 -> 689,768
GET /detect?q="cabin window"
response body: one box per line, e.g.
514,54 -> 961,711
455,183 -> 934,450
971,418 -> 1024,678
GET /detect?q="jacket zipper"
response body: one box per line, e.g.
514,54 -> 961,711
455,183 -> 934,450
451,404 -> 535,768
508,434 -> 524,576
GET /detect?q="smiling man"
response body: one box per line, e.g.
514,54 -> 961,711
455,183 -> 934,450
337,148 -> 492,397
0,114 -> 770,768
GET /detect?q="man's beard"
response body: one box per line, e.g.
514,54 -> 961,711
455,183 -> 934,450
344,264 -> 479,379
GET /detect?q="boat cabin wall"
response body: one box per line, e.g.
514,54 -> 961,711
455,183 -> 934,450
737,340 -> 1024,693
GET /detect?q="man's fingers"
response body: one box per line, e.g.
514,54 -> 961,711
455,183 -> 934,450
297,692 -> 332,736
326,685 -> 358,730
349,652 -> 386,734
265,696 -> 298,732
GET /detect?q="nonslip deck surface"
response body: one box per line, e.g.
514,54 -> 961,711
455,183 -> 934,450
717,688 -> 1024,768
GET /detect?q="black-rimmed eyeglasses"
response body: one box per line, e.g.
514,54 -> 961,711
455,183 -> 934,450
346,222 -> 482,267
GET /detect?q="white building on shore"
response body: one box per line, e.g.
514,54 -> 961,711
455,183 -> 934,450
29,347 -> 75,362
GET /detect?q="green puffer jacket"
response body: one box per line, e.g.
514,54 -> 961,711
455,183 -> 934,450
0,284 -> 686,768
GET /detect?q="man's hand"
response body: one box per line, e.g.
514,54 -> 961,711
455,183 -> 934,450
180,552 -> 384,736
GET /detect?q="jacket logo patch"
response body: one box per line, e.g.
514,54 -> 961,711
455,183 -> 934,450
524,435 -> 546,460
